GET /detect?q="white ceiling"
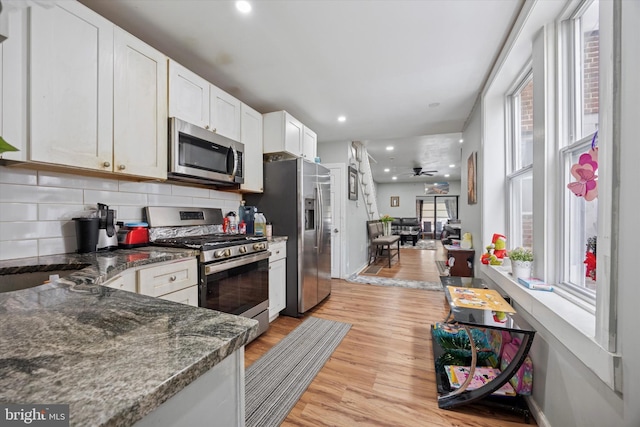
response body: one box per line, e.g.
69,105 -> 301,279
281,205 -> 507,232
78,0 -> 522,184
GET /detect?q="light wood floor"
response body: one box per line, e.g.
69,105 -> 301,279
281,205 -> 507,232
245,242 -> 536,427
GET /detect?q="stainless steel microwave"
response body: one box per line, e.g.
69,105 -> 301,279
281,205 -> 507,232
168,117 -> 244,186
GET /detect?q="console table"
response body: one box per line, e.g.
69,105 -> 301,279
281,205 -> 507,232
432,276 -> 535,422
444,245 -> 475,277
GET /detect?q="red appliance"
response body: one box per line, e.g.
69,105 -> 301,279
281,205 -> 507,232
117,222 -> 149,248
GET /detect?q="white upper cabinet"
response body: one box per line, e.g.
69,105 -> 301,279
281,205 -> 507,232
263,111 -> 316,159
168,60 -> 241,142
29,1 -> 114,170
263,111 -> 303,157
168,60 -> 209,129
302,126 -> 317,161
240,103 -> 264,193
113,28 -> 168,179
0,5 -> 28,162
210,85 -> 241,141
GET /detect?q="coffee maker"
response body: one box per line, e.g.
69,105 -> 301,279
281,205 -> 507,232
97,203 -> 118,250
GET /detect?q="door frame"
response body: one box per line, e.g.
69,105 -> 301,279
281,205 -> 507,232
325,163 -> 346,279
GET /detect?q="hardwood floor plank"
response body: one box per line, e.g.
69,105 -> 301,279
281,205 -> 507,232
245,245 -> 537,426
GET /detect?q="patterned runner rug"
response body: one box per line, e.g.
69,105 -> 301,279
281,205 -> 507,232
245,317 -> 351,427
347,273 -> 443,291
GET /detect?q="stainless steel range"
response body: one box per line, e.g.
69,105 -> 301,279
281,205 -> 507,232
144,206 -> 270,339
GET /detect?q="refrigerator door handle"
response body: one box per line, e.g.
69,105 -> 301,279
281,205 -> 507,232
315,186 -> 321,249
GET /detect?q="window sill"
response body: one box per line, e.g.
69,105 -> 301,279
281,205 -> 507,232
479,264 -> 621,392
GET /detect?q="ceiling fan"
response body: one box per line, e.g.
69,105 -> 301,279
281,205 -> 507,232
411,167 -> 437,177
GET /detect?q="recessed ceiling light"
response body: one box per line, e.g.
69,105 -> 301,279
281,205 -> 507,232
459,138 -> 464,143
337,115 -> 346,122
236,1 -> 252,13
386,146 -> 394,151
449,164 -> 455,168
392,176 -> 397,180
444,174 -> 450,178
384,168 -> 390,172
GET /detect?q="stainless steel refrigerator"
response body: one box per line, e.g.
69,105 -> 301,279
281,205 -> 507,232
246,158 -> 331,317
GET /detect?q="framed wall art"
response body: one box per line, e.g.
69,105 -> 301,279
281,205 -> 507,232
390,196 -> 399,207
348,166 -> 358,200
467,152 -> 477,205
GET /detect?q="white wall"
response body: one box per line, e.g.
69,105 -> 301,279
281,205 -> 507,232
376,181 -> 461,219
0,166 -> 241,260
460,104 -> 483,264
470,1 -> 640,426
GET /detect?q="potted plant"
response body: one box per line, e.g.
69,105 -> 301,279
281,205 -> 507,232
380,214 -> 394,236
508,247 -> 534,281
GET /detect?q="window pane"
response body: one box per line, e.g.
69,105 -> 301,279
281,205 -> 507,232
564,147 -> 598,293
578,0 -> 599,139
517,79 -> 534,169
510,171 -> 533,249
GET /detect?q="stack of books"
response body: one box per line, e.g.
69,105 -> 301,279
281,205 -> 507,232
517,277 -> 553,291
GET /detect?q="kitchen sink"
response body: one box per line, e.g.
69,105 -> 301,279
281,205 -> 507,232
0,265 -> 90,293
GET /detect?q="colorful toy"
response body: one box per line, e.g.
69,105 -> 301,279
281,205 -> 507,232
481,233 -> 507,264
460,232 -> 473,249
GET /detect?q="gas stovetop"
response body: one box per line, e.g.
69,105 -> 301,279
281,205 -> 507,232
152,234 -> 268,263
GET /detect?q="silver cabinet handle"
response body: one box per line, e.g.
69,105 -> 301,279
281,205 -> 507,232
169,275 -> 177,282
334,228 -> 339,233
205,125 -> 210,130
118,164 -> 126,170
103,161 -> 111,167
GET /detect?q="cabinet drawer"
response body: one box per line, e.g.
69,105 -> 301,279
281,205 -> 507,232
103,271 -> 136,293
160,285 -> 199,307
138,258 -> 198,297
268,241 -> 287,262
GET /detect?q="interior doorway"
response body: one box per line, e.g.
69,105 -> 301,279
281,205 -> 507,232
325,163 -> 346,279
417,196 -> 459,239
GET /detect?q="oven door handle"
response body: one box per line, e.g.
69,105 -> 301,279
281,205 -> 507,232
204,250 -> 271,275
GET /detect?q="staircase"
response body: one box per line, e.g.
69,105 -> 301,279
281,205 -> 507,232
351,141 -> 379,220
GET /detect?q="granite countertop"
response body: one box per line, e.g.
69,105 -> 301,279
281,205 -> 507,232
267,236 -> 288,244
0,248 -> 259,426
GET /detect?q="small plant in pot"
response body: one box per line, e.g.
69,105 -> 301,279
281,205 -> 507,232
508,247 -> 534,281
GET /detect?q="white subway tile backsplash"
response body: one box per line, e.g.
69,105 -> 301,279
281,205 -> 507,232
0,221 -> 69,240
38,171 -> 119,191
210,189 -> 242,201
171,184 -> 211,198
0,239 -> 38,260
0,166 -> 37,185
118,181 -> 172,195
1,166 -> 253,260
38,204 -> 86,221
39,236 -> 77,257
147,194 -> 193,207
0,184 -> 84,204
84,190 -> 148,206
0,203 -> 38,222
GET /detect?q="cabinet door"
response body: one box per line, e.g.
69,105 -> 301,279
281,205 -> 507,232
0,6 -> 28,162
113,28 -> 168,179
160,285 -> 199,307
240,103 -> 264,193
284,112 -> 303,156
302,126 -> 317,161
30,1 -> 114,170
168,60 -> 209,129
103,270 -> 136,293
268,258 -> 286,321
137,258 -> 198,297
209,84 -> 241,141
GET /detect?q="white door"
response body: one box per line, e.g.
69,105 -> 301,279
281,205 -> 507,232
168,60 -> 209,128
209,84 -> 241,141
326,163 -> 346,279
113,28 -> 168,179
240,103 -> 264,193
30,1 -> 114,170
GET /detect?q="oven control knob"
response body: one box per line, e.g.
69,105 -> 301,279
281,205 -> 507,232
224,249 -> 232,257
239,246 -> 247,254
214,250 -> 226,258
253,243 -> 265,250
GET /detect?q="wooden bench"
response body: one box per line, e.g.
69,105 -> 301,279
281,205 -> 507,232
367,220 -> 401,267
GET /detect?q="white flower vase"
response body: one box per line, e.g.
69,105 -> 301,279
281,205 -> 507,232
511,260 -> 532,281
383,222 -> 392,236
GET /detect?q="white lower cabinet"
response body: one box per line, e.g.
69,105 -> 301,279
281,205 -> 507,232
268,241 -> 287,321
103,258 -> 199,307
